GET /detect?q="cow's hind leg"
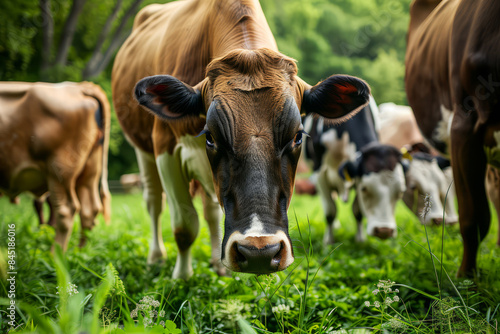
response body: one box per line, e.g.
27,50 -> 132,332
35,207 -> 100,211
48,176 -> 80,251
451,108 -> 490,277
202,192 -> 225,276
157,151 -> 198,280
76,146 -> 104,247
136,148 -> 166,264
485,165 -> 500,246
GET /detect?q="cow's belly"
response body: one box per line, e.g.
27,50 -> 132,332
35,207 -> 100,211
5,163 -> 47,198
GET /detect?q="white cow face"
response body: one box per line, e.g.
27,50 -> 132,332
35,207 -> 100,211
405,155 -> 458,224
357,164 -> 406,238
340,144 -> 407,239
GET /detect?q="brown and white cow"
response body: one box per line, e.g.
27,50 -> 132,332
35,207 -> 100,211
378,103 -> 458,225
112,0 -> 370,278
0,81 -> 111,249
406,0 -> 500,276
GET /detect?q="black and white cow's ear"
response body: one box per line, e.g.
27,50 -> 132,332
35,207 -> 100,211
338,160 -> 358,182
135,75 -> 204,120
302,75 -> 370,120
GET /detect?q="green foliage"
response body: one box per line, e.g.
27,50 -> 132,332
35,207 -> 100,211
262,0 -> 409,104
1,192 -> 499,333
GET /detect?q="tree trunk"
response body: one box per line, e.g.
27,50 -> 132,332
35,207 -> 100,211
82,0 -> 143,79
53,0 -> 87,67
40,0 -> 54,76
82,0 -> 123,79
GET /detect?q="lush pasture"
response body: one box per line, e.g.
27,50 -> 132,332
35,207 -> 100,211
1,188 -> 499,333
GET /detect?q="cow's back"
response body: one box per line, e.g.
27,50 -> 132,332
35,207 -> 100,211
0,82 -> 101,196
112,0 -> 277,154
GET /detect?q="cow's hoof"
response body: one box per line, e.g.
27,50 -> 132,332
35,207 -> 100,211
172,264 -> 193,281
211,258 -> 227,276
147,247 -> 166,264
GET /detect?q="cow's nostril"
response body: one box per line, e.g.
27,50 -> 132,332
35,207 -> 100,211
373,227 -> 394,240
235,242 -> 282,273
432,217 -> 443,225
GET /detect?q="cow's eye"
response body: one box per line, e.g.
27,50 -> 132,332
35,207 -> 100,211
292,131 -> 307,148
205,132 -> 215,148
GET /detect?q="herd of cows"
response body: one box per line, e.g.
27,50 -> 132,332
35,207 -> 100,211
1,0 -> 499,280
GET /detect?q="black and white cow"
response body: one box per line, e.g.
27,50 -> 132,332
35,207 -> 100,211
304,97 -> 407,244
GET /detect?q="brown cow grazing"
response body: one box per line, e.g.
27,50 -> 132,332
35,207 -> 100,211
112,0 -> 370,279
0,81 -> 111,249
406,0 -> 500,276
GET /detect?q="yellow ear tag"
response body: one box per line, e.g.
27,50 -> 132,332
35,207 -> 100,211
400,147 -> 413,161
343,169 -> 352,182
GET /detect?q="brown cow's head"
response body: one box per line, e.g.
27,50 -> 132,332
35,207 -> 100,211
135,48 -> 369,274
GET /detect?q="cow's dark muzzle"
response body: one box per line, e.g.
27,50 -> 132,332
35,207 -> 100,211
235,242 -> 283,274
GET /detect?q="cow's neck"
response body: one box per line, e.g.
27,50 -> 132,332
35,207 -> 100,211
408,0 -> 443,40
203,0 -> 278,58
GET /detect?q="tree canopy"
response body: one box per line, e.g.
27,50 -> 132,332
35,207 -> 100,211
0,0 -> 410,179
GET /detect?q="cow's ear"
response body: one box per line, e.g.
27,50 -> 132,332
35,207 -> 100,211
134,75 -> 204,119
338,160 -> 358,182
302,75 -> 370,120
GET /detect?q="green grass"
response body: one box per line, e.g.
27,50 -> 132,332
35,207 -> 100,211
1,189 -> 499,333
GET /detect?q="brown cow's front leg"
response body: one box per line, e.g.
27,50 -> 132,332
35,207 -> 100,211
451,108 -> 490,277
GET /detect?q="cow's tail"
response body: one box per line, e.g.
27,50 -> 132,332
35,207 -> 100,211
85,82 -> 112,224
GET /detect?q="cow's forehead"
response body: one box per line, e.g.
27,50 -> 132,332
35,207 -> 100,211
206,48 -> 297,92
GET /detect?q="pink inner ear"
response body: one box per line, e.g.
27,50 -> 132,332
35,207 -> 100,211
335,83 -> 357,95
147,84 -> 169,96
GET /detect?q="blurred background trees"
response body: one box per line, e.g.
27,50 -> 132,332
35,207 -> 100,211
0,0 -> 409,180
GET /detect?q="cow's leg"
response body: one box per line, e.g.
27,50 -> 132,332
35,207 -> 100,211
46,196 -> 56,227
317,172 -> 337,245
485,165 -> 500,246
157,151 -> 199,280
34,198 -> 45,225
352,195 -> 365,242
135,148 -> 165,263
75,147 -> 103,248
451,108 -> 490,277
48,176 -> 80,251
202,192 -> 225,276
441,168 -> 458,225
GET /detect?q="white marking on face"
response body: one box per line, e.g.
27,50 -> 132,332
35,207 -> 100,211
357,164 -> 406,236
244,214 -> 266,236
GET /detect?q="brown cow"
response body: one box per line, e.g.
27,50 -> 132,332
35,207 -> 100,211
0,81 -> 111,249
112,0 -> 370,279
406,0 -> 500,276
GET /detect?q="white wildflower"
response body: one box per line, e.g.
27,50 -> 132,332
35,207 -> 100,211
159,310 -> 165,318
130,309 -> 138,318
364,301 -> 371,307
272,304 -> 290,315
56,283 -> 79,296
372,289 -> 379,295
393,296 -> 400,302
374,301 -> 381,308
385,297 -> 393,305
